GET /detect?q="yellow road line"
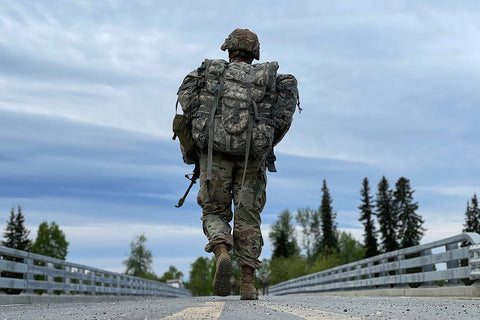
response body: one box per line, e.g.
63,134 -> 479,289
162,301 -> 225,320
255,302 -> 363,320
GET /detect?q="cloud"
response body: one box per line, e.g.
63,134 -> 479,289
1,0 -> 480,279
418,186 -> 480,198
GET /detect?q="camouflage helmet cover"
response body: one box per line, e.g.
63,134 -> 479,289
220,28 -> 260,60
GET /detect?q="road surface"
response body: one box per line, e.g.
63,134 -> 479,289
2,295 -> 480,319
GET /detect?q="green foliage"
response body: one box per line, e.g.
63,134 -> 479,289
306,251 -> 341,274
31,221 -> 69,260
229,253 -> 242,295
122,234 -> 156,279
159,265 -> 184,282
375,176 -> 398,252
269,210 -> 299,259
2,206 -> 32,251
337,231 -> 366,265
320,180 -> 338,252
394,177 -> 425,248
257,258 -> 270,283
269,255 -> 306,285
358,177 -> 379,257
269,232 -> 365,285
188,256 -> 214,296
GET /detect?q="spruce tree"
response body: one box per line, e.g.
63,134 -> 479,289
375,176 -> 398,252
2,206 -> 32,251
269,210 -> 299,259
358,177 -> 379,257
394,177 -> 425,248
320,180 -> 338,252
472,194 -> 480,234
463,194 -> 480,233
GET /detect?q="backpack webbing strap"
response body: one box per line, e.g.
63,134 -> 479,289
266,148 -> 277,172
206,62 -> 225,181
237,86 -> 254,210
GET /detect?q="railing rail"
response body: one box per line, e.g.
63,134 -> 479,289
0,246 -> 190,298
270,233 -> 480,296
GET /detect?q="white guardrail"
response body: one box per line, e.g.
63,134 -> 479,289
270,233 -> 480,295
0,246 -> 190,298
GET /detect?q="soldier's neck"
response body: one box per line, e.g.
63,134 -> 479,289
230,57 -> 252,64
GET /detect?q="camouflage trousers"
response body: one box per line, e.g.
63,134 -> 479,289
197,151 -> 267,269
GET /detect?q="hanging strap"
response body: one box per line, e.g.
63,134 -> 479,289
172,99 -> 180,140
206,62 -> 225,181
237,86 -> 255,210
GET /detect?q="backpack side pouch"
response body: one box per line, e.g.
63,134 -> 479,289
173,113 -> 197,164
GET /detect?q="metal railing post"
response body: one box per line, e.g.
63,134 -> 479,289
446,242 -> 460,285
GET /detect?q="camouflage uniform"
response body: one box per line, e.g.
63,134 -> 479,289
176,28 -> 298,299
197,151 -> 266,269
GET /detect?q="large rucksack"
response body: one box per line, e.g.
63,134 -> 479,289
175,59 -> 300,174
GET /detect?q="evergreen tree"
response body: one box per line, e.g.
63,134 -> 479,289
463,194 -> 480,233
295,207 -> 321,259
31,221 -> 69,260
2,206 -> 32,251
122,234 -> 155,279
320,180 -> 338,252
269,210 -> 299,259
375,176 -> 398,252
358,178 -> 379,257
394,177 -> 425,248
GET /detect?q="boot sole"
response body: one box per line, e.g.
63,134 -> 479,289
213,257 -> 232,297
240,294 -> 258,300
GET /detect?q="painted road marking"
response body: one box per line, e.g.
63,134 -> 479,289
256,302 -> 363,320
162,301 -> 225,320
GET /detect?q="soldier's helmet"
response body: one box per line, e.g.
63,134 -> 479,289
221,28 -> 260,60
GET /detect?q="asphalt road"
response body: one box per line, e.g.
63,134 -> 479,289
2,295 -> 480,320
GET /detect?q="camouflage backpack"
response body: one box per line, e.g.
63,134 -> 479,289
175,58 -> 300,178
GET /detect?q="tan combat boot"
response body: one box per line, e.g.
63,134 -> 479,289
213,244 -> 232,296
240,265 -> 258,300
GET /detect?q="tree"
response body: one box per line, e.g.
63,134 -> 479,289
394,177 -> 425,248
269,210 -> 299,259
31,221 -> 69,260
337,231 -> 366,265
295,207 -> 321,259
2,206 -> 32,294
188,256 -> 214,296
463,194 -> 480,234
320,180 -> 338,252
269,255 -> 306,285
159,265 -> 184,282
2,206 -> 32,251
358,178 -> 379,258
375,176 -> 398,252
122,234 -> 155,279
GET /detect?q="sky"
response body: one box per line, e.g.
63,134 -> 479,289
1,0 -> 480,280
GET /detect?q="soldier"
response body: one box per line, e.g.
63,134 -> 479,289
175,28 -> 299,300
261,271 -> 270,296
